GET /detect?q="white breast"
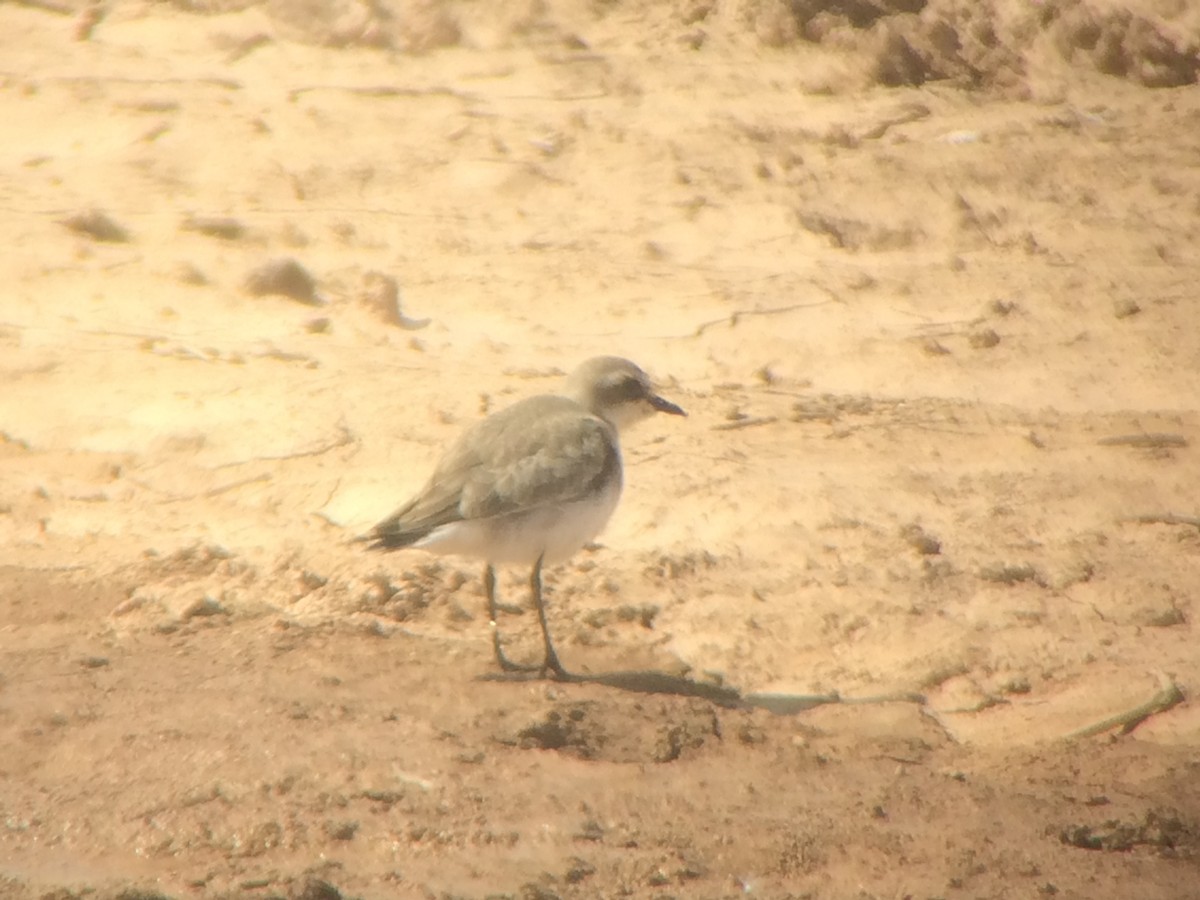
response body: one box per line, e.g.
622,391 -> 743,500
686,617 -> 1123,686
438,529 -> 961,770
414,477 -> 623,566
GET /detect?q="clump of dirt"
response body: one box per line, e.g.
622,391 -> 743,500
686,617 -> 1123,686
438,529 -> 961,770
356,560 -> 470,622
1047,0 -> 1200,87
507,697 -> 723,763
1058,808 -> 1199,855
689,0 -> 1198,89
261,0 -> 460,50
168,0 -> 1200,90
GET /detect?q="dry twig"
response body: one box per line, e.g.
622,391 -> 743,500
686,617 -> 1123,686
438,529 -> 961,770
1119,513 -> 1200,530
711,416 -> 778,432
1065,672 -> 1185,740
1097,433 -> 1188,449
691,299 -> 836,337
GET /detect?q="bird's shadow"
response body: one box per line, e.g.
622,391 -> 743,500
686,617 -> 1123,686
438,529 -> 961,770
479,667 -> 927,715
480,667 -> 741,706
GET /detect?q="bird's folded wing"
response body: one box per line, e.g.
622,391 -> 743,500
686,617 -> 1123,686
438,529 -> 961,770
459,408 -> 619,520
369,397 -> 618,545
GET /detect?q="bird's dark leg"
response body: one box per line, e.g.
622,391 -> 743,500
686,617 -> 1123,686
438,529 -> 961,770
531,553 -> 572,680
486,563 -> 538,673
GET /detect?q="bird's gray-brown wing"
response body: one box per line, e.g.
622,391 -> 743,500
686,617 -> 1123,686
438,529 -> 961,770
366,396 -> 620,550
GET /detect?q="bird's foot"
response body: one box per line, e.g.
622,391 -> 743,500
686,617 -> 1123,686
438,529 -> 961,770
540,651 -> 577,682
492,629 -> 541,673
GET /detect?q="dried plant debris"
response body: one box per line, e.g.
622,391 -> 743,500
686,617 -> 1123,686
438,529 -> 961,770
1097,432 -> 1188,449
360,271 -> 430,329
901,523 -> 942,556
181,214 -> 246,240
1120,513 -> 1200,530
979,562 -> 1040,585
969,328 -> 1001,349
1058,809 -> 1196,854
1065,672 -> 1185,739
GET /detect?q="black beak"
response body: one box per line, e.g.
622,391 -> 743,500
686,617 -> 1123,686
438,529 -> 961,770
649,393 -> 686,417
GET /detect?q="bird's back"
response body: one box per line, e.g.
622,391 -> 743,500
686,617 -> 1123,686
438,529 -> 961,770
367,394 -> 621,553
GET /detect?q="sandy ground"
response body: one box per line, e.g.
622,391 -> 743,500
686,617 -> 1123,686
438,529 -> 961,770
2,0 -> 1200,897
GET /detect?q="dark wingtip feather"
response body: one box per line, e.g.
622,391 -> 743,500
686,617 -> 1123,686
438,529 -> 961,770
348,531 -> 380,549
353,511 -> 431,552
360,532 -> 416,552
350,532 -> 389,551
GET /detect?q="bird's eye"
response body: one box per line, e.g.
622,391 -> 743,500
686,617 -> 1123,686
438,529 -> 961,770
601,375 -> 646,405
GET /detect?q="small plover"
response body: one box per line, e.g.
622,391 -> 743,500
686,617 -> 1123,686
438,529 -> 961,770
363,356 -> 685,677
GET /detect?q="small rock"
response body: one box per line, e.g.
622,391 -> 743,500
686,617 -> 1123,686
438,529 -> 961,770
299,570 -> 328,592
181,214 -> 245,240
1048,561 -> 1093,590
1113,298 -> 1141,319
74,4 -> 104,41
999,675 -> 1031,695
583,608 -> 612,628
969,328 -> 1001,349
181,595 -> 226,620
979,563 -> 1039,585
737,723 -> 767,745
643,240 -> 668,259
111,593 -> 149,616
446,601 -> 474,622
291,878 -> 344,900
900,523 -> 941,555
324,820 -> 359,841
361,618 -> 395,638
646,868 -> 671,887
244,258 -> 321,305
575,819 -> 605,842
564,857 -> 596,884
520,883 -> 561,900
1136,605 -> 1186,628
176,262 -> 209,285
59,209 -> 130,242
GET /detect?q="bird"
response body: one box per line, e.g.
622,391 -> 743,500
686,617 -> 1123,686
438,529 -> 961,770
362,356 -> 686,678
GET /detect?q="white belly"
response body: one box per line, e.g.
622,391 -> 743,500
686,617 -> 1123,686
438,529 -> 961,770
414,479 -> 622,566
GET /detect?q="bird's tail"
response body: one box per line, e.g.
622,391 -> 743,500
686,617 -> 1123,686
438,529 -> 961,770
355,530 -> 423,552
355,505 -> 435,551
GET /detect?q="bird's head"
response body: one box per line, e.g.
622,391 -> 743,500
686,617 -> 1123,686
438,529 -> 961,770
566,356 -> 686,432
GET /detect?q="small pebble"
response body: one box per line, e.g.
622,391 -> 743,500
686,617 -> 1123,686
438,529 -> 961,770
181,595 -> 226,620
969,328 -> 1001,349
181,215 -> 245,240
244,258 -> 321,305
59,209 -> 129,242
1113,298 -> 1141,319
